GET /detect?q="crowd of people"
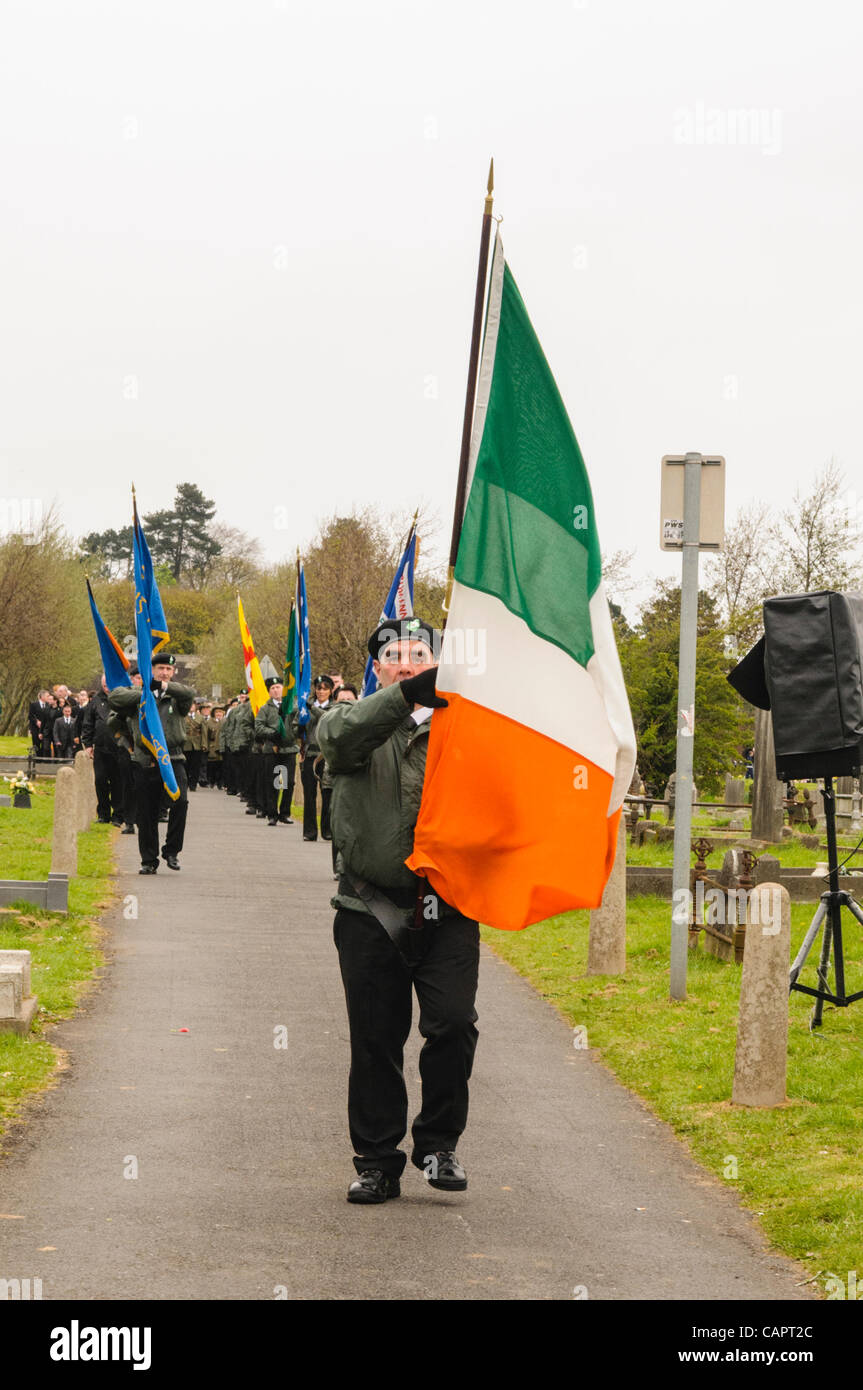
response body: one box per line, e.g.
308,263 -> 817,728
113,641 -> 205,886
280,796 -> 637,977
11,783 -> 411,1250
28,686 -> 95,760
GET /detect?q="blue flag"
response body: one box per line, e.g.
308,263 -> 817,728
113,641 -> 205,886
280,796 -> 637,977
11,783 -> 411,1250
86,579 -> 131,691
296,557 -> 312,727
133,501 -> 179,800
362,526 -> 417,697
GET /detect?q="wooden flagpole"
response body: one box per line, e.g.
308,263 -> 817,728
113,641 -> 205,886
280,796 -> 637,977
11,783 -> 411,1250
443,157 -> 494,621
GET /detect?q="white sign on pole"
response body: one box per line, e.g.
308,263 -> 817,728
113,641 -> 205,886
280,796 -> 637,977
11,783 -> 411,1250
660,455 -> 726,551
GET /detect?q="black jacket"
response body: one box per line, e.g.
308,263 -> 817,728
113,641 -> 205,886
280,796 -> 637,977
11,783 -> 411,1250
53,716 -> 79,757
82,690 -> 117,753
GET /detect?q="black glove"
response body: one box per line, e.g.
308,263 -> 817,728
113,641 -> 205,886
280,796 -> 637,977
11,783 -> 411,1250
398,667 -> 448,709
149,678 -> 162,693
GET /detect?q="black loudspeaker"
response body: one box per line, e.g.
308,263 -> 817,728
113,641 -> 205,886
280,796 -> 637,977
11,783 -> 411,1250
727,590 -> 863,780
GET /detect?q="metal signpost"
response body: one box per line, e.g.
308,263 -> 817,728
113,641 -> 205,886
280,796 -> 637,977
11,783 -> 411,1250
660,453 -> 725,1001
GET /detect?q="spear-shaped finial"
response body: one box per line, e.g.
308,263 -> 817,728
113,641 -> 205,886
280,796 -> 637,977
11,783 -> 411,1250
485,157 -> 494,215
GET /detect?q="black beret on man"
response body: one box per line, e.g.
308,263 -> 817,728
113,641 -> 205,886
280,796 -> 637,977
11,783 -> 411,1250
367,617 -> 440,660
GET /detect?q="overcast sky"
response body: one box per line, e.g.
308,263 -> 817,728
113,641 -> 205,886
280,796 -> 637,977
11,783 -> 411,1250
2,0 -> 860,605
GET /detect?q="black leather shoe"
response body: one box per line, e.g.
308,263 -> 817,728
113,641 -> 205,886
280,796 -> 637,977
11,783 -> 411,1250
97,816 -> 111,824
110,815 -> 124,827
278,816 -> 293,825
347,1170 -> 401,1204
121,824 -> 136,835
256,811 -> 266,819
162,854 -> 181,870
267,817 -> 278,826
303,835 -> 317,842
245,807 -> 257,815
418,1151 -> 468,1191
139,863 -> 158,875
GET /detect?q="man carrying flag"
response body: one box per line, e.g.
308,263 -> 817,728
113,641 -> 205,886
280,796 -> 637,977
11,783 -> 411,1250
317,186 -> 635,1203
108,498 -> 194,874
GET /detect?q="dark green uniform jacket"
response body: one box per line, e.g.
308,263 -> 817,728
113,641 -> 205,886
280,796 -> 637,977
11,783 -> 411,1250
107,682 -> 195,768
255,699 -> 300,755
317,682 -> 431,916
230,700 -> 255,753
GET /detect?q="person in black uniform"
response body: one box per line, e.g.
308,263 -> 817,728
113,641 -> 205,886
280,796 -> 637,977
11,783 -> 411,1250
82,675 -> 133,828
107,655 -> 194,874
299,675 -> 335,841
319,620 -> 478,1205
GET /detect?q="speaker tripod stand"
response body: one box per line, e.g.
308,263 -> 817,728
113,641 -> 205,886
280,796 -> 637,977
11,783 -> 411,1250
789,777 -> 863,1026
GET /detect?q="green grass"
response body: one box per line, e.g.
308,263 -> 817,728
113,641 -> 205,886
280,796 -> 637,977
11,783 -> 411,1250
0,780 -> 114,1142
482,897 -> 863,1295
0,735 -> 30,756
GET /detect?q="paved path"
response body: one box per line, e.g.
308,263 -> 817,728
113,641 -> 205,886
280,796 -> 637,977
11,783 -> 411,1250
0,788 -> 813,1300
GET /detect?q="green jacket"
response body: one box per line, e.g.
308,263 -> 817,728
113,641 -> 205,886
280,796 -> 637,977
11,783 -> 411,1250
204,718 -> 223,759
317,682 -> 432,914
107,682 -> 195,768
186,712 -> 206,751
300,697 -> 334,755
229,700 -> 255,753
254,698 -> 299,755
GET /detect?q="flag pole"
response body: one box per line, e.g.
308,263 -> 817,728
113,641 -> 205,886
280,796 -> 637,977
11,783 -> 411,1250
444,157 -> 494,621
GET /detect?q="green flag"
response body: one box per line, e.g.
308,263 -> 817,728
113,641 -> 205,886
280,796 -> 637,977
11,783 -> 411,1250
281,600 -> 298,722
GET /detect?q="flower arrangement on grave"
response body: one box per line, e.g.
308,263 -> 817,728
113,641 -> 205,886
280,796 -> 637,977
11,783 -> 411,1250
4,772 -> 36,806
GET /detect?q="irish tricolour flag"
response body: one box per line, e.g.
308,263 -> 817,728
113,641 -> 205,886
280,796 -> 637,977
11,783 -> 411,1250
407,231 -> 636,931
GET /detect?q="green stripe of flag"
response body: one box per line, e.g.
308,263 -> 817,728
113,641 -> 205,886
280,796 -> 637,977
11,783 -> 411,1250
454,260 -> 601,668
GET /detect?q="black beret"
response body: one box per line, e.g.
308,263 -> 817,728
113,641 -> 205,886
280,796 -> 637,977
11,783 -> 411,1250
367,617 -> 440,660
264,676 -> 279,690
313,673 -> 334,688
152,652 -> 177,666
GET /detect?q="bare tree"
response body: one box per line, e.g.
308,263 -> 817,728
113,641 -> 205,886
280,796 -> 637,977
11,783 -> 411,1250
769,460 -> 862,595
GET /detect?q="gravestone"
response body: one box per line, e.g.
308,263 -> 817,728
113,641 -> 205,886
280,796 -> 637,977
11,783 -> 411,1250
836,776 -> 855,832
73,750 -> 96,831
588,817 -> 626,976
725,775 -> 745,806
751,708 -> 783,841
51,766 -> 79,878
754,853 -> 781,885
732,883 -> 790,1107
0,949 -> 38,1035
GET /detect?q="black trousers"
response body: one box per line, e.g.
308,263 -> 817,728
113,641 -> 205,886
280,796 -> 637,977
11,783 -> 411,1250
93,746 -> 123,821
206,757 -> 223,789
223,749 -> 237,794
261,751 -> 296,820
301,755 -> 331,838
115,748 -> 135,824
333,906 -> 480,1177
186,749 -> 202,790
132,760 -> 189,867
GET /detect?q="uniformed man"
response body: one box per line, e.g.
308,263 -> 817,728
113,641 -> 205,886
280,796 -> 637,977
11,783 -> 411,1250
206,706 -> 225,788
185,701 -> 204,791
318,619 -> 479,1205
230,692 -> 255,808
253,681 -> 298,825
82,674 -> 132,829
107,655 -> 194,874
299,674 -> 335,841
